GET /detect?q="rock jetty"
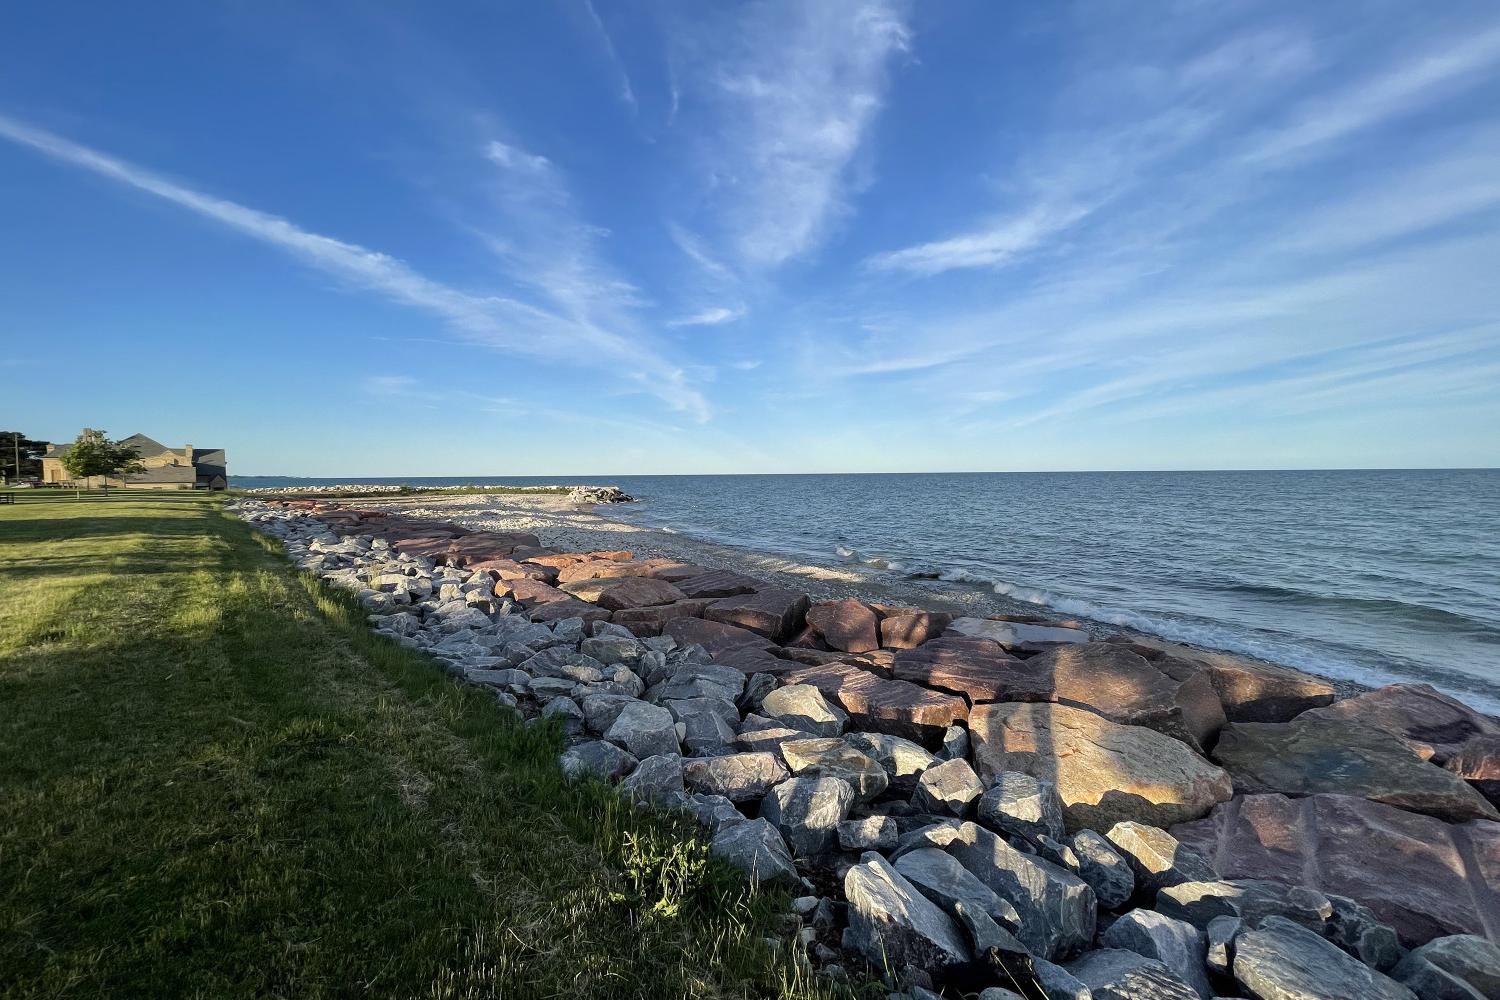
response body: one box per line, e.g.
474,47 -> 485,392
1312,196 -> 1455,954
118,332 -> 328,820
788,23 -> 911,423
233,497 -> 1500,1000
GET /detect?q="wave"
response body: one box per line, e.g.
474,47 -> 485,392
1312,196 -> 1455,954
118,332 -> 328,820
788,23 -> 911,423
1216,581 -> 1492,632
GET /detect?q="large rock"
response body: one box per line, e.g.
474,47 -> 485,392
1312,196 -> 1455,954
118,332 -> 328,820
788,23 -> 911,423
759,775 -> 854,855
977,771 -> 1066,843
892,637 -> 1030,703
914,758 -> 986,817
779,738 -> 888,801
944,821 -> 1096,960
618,754 -> 684,804
780,661 -> 969,744
1105,822 -> 1216,897
1114,635 -> 1336,723
1447,736 -> 1500,807
894,848 -> 1024,935
662,617 -> 773,656
844,854 -> 972,978
603,701 -> 679,759
761,684 -> 848,736
1101,909 -> 1213,999
1393,935 -> 1500,1000
704,588 -> 811,643
1012,642 -> 1227,751
1062,829 -> 1135,911
1234,916 -> 1417,1000
710,818 -> 799,887
880,611 -> 954,649
845,731 -> 939,797
947,616 -> 1089,649
674,569 -> 762,599
1171,793 -> 1500,946
682,752 -> 788,803
1301,684 -> 1500,763
969,702 -> 1233,832
559,739 -> 637,780
1212,717 -> 1498,822
1064,949 -> 1200,1000
805,598 -> 881,653
562,575 -> 686,611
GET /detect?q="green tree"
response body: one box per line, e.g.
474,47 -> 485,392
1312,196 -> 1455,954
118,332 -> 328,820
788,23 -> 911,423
0,432 -> 48,482
59,429 -> 145,488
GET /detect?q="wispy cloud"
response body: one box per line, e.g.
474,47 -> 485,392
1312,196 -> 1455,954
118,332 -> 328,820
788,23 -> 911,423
0,114 -> 710,422
578,0 -> 638,114
667,304 -> 745,328
688,0 -> 910,269
362,375 -> 419,396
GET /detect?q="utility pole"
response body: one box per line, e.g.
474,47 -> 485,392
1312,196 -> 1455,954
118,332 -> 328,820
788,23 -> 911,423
12,433 -> 19,484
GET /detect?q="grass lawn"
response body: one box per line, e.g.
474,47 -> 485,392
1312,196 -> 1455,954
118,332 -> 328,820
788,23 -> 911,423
0,495 -> 849,999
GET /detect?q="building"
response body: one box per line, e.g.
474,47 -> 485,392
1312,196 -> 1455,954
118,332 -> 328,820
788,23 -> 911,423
41,434 -> 228,490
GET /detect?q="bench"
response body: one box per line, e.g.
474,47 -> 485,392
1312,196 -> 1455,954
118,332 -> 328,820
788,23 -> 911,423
0,493 -> 14,504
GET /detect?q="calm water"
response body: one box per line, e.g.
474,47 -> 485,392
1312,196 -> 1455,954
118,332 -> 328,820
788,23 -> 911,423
236,470 -> 1500,713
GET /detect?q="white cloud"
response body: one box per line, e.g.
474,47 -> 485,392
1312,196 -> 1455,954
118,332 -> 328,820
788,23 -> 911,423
867,202 -> 1091,276
1241,24 -> 1500,165
362,375 -> 419,396
667,304 -> 745,328
0,113 -> 708,420
694,0 -> 911,269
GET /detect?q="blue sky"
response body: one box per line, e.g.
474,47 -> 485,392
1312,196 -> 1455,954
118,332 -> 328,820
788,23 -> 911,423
3,1 -> 1499,475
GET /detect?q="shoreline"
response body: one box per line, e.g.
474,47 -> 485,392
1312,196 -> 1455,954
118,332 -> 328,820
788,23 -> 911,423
364,493 -> 1385,702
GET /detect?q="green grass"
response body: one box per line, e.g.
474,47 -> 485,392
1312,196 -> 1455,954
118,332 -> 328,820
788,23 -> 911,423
0,497 -> 854,999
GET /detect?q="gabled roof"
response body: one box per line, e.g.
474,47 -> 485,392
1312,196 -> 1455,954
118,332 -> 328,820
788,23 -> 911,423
117,433 -> 170,457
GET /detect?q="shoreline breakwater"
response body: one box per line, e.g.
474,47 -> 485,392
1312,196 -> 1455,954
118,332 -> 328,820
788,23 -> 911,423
233,495 -> 1500,999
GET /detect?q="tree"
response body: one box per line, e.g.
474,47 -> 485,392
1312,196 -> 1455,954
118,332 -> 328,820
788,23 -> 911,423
59,429 -> 145,487
0,432 -> 47,482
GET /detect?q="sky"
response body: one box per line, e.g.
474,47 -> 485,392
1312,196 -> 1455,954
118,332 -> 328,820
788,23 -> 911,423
2,1 -> 1499,476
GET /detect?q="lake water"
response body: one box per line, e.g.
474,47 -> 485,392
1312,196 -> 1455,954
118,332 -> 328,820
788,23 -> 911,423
235,470 -> 1500,714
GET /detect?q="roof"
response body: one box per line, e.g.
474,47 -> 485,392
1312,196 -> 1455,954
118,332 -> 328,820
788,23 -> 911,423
117,433 -> 170,456
42,434 -> 226,476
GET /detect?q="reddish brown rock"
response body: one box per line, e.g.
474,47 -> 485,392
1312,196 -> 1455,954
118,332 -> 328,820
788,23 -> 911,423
523,552 -> 590,569
879,611 -> 954,649
714,645 -> 804,677
499,578 -> 574,606
1014,643 -> 1226,751
805,598 -> 881,654
778,662 -> 968,744
467,558 -> 553,582
1114,635 -> 1335,723
389,536 -> 459,560
585,549 -> 633,561
783,625 -> 832,651
675,570 -> 763,599
528,598 -> 610,624
891,637 -> 1026,703
555,559 -> 656,585
636,559 -> 710,582
1299,683 -> 1500,763
1446,735 -> 1500,807
1171,793 -> 1500,947
508,545 -> 563,562
595,578 -> 686,611
1211,718 -> 1498,822
610,598 -> 716,637
705,588 -> 810,643
663,617 -> 774,656
970,701 -> 1233,831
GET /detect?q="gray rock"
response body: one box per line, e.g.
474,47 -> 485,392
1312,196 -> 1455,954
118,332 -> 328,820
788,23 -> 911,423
603,701 -> 680,759
738,671 -> 777,713
978,989 -> 1026,1000
760,776 -> 854,856
559,740 -> 637,781
529,676 -> 578,700
1067,829 -> 1135,910
1066,948 -> 1200,1000
1234,916 -> 1417,1000
666,698 -> 738,754
914,758 -> 985,817
618,754 -> 684,804
734,723 -> 805,757
838,815 -> 899,851
465,667 -> 530,688
1394,935 -> 1500,1000
780,738 -> 890,801
687,792 -> 745,831
1101,909 -> 1213,999
1205,916 -> 1239,976
939,724 -> 970,761
550,616 -> 586,644
682,752 -> 788,803
977,771 -> 1067,843
1106,822 -> 1216,897
845,730 -> 940,797
844,853 -> 972,977
1322,892 -> 1403,972
894,848 -> 1023,933
945,821 -> 1096,960
761,684 -> 848,737
579,692 -> 639,734
653,662 -> 745,703
542,696 -> 584,727
580,634 -> 644,665
1033,957 -> 1093,1000
711,817 -> 799,886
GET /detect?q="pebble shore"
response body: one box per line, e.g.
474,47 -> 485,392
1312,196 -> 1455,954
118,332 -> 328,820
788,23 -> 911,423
231,494 -> 1500,1000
